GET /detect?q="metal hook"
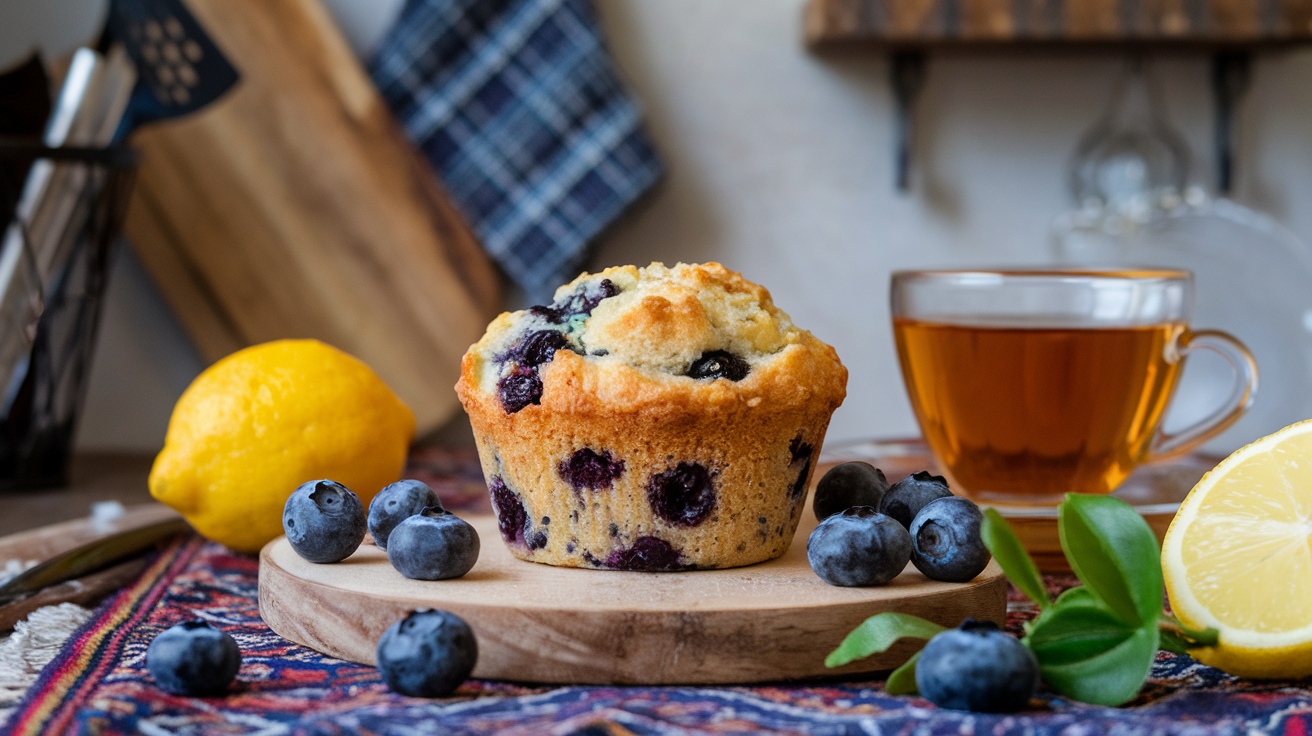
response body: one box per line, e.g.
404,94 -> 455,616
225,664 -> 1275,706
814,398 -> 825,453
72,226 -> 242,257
1212,52 -> 1252,195
890,51 -> 927,193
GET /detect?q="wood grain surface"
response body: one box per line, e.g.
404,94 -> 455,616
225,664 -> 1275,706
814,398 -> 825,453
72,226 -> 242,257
806,0 -> 1312,47
259,513 -> 1008,685
124,0 -> 501,436
0,502 -> 177,563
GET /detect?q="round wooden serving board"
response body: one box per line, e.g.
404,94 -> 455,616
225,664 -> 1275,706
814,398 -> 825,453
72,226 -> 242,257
259,514 -> 1007,685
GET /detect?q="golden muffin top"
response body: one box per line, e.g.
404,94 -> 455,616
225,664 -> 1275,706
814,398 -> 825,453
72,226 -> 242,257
457,262 -> 847,416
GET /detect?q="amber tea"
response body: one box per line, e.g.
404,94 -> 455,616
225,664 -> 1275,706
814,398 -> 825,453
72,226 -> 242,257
894,318 -> 1190,501
891,268 -> 1258,506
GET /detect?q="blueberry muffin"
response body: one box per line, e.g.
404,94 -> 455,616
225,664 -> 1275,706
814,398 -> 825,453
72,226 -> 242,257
455,262 -> 847,570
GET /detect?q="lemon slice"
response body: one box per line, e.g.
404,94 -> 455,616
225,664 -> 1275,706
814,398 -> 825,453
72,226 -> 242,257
1162,418 -> 1312,678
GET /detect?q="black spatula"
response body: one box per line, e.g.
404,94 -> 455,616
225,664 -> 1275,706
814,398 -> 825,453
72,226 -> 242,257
102,0 -> 241,138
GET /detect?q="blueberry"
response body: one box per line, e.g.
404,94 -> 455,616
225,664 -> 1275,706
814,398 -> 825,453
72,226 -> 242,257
806,507 -> 912,586
527,529 -> 548,550
788,436 -> 814,501
880,471 -> 953,528
376,609 -> 478,698
369,480 -> 441,551
488,476 -> 529,548
915,619 -> 1039,712
558,448 -> 625,493
528,304 -> 565,322
147,620 -> 241,696
910,497 -> 991,583
814,462 -> 889,521
561,278 -> 620,316
789,436 -> 813,464
387,507 -> 481,580
530,279 -> 619,323
512,330 -> 571,367
283,479 -> 366,563
497,366 -> 542,413
686,350 -> 749,381
590,536 -> 691,571
647,462 -> 716,526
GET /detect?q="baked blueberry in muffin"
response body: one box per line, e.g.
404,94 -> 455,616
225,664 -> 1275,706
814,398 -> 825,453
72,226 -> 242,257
456,262 -> 847,570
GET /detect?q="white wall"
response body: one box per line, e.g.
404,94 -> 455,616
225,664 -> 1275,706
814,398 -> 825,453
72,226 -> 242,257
5,0 -> 1312,451
588,1 -> 1312,447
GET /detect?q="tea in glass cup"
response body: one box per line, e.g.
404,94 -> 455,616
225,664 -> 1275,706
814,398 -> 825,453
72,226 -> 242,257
891,269 -> 1257,505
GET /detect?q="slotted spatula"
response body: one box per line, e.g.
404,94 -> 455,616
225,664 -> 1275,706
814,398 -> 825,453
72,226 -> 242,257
102,0 -> 241,138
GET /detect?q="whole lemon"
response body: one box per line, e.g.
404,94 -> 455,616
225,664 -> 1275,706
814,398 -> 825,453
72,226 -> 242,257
150,339 -> 415,553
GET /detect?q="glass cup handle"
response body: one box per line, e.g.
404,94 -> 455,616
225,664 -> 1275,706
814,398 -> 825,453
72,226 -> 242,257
1149,329 -> 1258,461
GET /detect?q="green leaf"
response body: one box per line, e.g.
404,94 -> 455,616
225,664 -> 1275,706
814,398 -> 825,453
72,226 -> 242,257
825,613 -> 945,668
1027,586 -> 1096,634
1187,627 -> 1219,648
885,650 -> 921,695
1054,585 -> 1097,607
1042,626 -> 1158,706
1027,597 -> 1159,706
1027,596 -> 1137,665
1058,494 -> 1164,627
1159,614 -> 1220,649
1159,630 -> 1191,655
981,508 -> 1050,610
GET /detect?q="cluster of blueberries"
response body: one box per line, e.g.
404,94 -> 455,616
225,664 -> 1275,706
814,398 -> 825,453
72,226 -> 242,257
807,464 -> 989,586
146,609 -> 478,699
809,463 -> 1038,712
499,279 -> 619,413
496,277 -> 762,415
283,478 -> 479,581
147,467 -> 1036,708
147,479 -> 486,699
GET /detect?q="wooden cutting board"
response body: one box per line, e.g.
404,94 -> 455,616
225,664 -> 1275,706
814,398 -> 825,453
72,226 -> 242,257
258,513 -> 1007,685
124,0 -> 500,436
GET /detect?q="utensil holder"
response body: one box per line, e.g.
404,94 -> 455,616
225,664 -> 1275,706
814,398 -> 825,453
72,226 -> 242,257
0,141 -> 137,489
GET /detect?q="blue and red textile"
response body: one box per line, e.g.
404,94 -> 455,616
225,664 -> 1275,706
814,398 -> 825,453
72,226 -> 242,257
6,449 -> 1312,734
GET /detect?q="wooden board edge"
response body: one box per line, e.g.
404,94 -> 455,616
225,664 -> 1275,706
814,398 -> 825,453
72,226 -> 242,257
259,540 -> 1008,685
0,503 -> 180,562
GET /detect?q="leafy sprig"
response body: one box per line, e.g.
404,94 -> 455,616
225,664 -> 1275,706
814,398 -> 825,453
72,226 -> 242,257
824,493 -> 1218,706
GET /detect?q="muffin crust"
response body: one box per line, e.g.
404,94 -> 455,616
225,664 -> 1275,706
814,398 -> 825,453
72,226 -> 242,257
456,262 -> 847,570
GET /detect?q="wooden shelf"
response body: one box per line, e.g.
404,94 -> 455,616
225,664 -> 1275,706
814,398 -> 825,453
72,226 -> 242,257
805,0 -> 1312,50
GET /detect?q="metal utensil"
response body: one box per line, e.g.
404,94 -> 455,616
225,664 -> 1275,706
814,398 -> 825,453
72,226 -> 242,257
891,52 -> 927,193
0,50 -> 105,407
1211,52 -> 1252,195
0,515 -> 189,606
103,0 -> 241,138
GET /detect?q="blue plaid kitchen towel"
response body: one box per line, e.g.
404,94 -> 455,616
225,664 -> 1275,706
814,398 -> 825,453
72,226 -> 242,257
369,0 -> 662,298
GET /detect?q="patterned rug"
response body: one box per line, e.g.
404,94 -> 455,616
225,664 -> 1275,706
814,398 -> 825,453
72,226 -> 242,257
7,450 -> 1312,734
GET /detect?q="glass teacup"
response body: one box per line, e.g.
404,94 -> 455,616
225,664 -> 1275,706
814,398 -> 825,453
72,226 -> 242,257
891,268 -> 1257,505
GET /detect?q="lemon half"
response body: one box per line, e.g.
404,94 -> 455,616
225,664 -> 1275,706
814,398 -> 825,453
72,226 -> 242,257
1162,418 -> 1312,678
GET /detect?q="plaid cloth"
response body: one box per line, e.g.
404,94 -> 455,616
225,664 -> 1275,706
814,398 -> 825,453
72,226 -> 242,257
369,0 -> 662,299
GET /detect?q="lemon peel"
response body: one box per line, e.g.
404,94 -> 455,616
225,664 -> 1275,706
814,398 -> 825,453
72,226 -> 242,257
149,339 -> 414,553
1162,418 -> 1312,678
